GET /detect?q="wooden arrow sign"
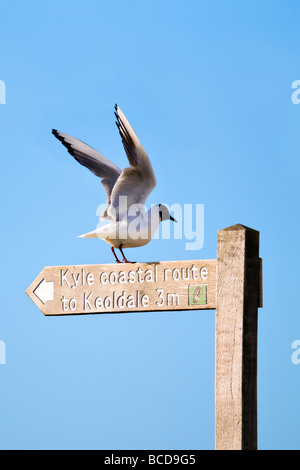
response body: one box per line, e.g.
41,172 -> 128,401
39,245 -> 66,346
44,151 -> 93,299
26,259 -> 217,316
25,225 -> 263,450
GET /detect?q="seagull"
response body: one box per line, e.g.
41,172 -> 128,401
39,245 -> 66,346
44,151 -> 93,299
52,105 -> 176,263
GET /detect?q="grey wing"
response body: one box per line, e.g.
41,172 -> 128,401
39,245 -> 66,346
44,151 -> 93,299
52,130 -> 122,219
110,105 -> 157,220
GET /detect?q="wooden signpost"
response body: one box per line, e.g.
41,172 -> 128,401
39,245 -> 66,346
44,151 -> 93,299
26,259 -> 217,316
26,224 -> 263,450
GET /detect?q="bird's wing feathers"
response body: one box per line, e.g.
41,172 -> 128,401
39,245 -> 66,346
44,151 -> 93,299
111,105 -> 157,219
52,130 -> 121,219
52,105 -> 156,223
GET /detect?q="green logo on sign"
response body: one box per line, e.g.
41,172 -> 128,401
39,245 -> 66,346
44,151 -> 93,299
189,285 -> 207,306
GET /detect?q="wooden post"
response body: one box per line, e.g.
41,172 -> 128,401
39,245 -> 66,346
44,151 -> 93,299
215,224 -> 261,450
26,222 -> 263,449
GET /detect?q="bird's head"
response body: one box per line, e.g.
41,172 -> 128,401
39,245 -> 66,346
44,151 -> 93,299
158,204 -> 177,223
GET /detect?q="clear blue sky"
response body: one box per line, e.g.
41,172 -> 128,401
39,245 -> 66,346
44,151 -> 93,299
1,0 -> 300,450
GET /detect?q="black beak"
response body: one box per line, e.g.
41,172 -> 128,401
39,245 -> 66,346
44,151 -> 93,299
170,216 -> 177,223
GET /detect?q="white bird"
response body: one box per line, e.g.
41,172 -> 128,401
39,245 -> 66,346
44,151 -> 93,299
52,105 -> 176,263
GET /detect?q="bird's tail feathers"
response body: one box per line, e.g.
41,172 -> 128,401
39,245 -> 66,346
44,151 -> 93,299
78,229 -> 100,239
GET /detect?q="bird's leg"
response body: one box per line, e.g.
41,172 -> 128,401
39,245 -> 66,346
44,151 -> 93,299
119,245 -> 136,264
111,247 -> 123,263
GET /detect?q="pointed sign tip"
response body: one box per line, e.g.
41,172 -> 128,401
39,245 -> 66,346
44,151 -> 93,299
34,279 -> 54,304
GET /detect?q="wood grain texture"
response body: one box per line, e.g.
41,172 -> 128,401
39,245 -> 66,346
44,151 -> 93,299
215,224 -> 260,450
26,259 -> 217,316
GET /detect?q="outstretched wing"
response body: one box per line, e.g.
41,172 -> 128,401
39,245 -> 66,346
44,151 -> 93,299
52,130 -> 122,219
110,105 -> 157,220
